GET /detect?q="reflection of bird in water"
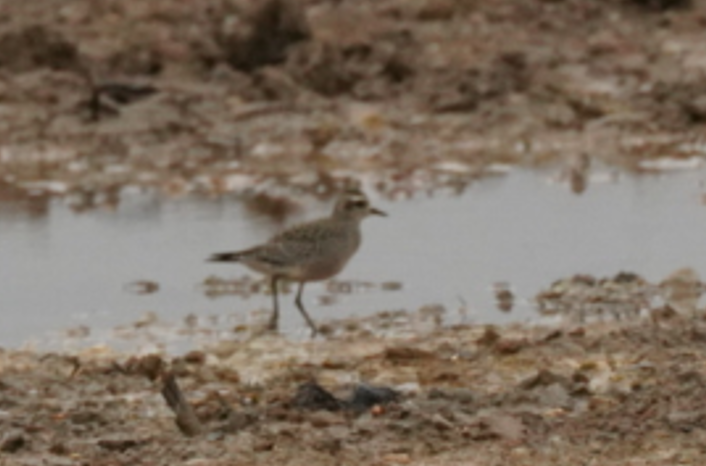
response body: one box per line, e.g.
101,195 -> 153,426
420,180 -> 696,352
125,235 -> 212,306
208,187 -> 386,337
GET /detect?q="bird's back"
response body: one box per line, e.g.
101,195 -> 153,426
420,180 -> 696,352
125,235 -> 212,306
256,216 -> 361,280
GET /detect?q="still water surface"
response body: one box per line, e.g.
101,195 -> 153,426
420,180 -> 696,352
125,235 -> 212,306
2,168 -> 706,349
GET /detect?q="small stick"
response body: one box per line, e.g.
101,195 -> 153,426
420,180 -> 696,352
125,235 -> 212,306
161,372 -> 203,437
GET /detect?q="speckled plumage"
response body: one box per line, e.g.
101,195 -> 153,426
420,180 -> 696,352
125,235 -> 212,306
208,188 -> 386,336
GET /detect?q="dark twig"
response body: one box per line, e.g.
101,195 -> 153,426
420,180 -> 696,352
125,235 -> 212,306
161,371 -> 203,437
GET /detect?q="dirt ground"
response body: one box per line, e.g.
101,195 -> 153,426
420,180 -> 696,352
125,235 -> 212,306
4,0 -> 706,464
2,0 -> 706,211
4,311 -> 706,465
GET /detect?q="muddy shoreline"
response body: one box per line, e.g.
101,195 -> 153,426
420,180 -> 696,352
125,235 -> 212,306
2,0 -> 706,212
3,313 -> 706,465
4,0 -> 706,464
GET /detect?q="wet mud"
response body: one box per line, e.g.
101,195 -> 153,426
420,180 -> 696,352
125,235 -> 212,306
4,311 -> 706,465
2,0 -> 706,210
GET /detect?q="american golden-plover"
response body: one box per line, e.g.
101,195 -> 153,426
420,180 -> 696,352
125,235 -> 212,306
208,187 -> 386,336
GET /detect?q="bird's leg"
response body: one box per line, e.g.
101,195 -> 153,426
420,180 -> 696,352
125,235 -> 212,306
268,276 -> 280,331
295,282 -> 319,338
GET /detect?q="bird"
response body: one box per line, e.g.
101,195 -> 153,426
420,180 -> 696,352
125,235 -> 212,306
208,187 -> 386,337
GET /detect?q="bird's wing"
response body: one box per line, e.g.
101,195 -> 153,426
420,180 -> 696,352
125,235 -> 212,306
212,219 -> 337,268
264,220 -> 333,265
249,242 -> 309,267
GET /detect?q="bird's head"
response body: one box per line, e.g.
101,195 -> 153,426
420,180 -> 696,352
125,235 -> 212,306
333,188 -> 387,221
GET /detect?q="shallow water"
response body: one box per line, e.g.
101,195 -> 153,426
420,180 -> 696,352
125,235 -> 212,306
2,167 -> 706,349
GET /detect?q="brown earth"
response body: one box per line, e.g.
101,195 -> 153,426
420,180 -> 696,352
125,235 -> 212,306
3,0 -> 706,464
3,313 -> 706,465
2,0 -> 706,212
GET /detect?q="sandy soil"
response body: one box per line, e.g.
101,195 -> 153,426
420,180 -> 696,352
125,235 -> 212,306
4,0 -> 706,464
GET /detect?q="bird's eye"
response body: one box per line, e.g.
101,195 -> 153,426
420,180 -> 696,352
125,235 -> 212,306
347,200 -> 368,209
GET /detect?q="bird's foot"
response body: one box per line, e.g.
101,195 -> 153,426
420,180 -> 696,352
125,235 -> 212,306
308,326 -> 319,339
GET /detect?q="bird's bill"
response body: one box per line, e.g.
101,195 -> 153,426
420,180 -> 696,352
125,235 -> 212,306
369,207 -> 387,217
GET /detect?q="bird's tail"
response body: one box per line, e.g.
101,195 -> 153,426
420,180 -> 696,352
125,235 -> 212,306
207,251 -> 244,262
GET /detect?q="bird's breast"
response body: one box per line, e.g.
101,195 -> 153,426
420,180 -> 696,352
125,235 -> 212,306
297,235 -> 361,281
